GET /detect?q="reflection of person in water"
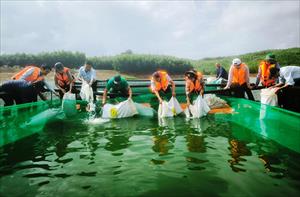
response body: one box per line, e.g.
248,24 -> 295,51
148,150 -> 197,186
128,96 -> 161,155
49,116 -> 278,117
228,139 -> 252,172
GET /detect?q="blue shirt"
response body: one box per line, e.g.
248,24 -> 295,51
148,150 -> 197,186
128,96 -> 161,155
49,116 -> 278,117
216,66 -> 228,80
78,66 -> 96,83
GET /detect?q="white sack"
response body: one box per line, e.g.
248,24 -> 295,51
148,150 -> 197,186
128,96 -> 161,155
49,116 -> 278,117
102,98 -> 138,119
204,94 -> 227,109
80,82 -> 94,103
260,88 -> 278,106
62,92 -> 77,117
158,97 -> 183,118
185,95 -> 210,118
135,103 -> 155,117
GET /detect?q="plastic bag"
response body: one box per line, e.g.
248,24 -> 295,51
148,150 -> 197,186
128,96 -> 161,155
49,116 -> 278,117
134,103 -> 155,117
80,82 -> 94,103
158,97 -> 183,118
204,94 -> 227,109
62,92 -> 77,117
260,88 -> 278,106
185,95 -> 210,118
102,98 -> 138,119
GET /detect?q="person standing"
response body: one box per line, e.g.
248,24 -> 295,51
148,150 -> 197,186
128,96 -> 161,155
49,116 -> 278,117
224,58 -> 254,100
77,61 -> 97,100
255,53 -> 280,87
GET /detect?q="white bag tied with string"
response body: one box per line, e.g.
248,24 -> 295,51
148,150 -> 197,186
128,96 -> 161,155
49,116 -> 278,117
80,82 -> 94,103
62,92 -> 77,117
204,94 -> 227,109
102,98 -> 138,119
260,88 -> 278,106
185,95 -> 210,118
158,97 -> 183,118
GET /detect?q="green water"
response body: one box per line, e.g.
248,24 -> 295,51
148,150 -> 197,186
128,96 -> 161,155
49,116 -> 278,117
1,114 -> 300,197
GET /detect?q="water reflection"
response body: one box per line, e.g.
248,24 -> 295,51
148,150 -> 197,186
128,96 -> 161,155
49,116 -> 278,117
152,118 -> 176,156
228,139 -> 252,172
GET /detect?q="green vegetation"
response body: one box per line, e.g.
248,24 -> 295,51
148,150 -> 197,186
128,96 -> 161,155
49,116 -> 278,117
0,48 -> 299,74
193,47 -> 300,74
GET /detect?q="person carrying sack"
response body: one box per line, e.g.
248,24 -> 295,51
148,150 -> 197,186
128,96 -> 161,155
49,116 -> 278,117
54,62 -> 78,99
102,75 -> 132,105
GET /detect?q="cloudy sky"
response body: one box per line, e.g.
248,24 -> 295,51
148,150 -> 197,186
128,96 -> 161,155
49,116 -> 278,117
1,0 -> 299,59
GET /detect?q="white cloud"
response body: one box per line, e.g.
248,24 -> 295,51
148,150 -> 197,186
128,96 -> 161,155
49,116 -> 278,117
0,0 -> 299,59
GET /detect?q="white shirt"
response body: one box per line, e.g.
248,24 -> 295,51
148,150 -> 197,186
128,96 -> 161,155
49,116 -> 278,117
279,66 -> 300,85
78,66 -> 96,84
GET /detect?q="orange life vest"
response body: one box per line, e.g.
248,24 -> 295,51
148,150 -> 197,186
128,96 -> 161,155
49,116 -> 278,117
186,72 -> 203,93
152,71 -> 169,92
55,67 -> 72,87
260,61 -> 276,87
232,63 -> 247,85
11,66 -> 44,82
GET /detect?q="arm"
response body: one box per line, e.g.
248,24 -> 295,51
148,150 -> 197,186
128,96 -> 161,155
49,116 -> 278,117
128,86 -> 132,99
255,66 -> 262,86
170,80 -> 176,97
89,69 -> 96,85
245,65 -> 251,88
54,75 -> 66,94
102,88 -> 108,105
66,71 -> 74,92
185,81 -> 191,106
224,66 -> 233,89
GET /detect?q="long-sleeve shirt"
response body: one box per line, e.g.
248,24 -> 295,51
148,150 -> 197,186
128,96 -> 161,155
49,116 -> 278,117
226,64 -> 250,88
279,66 -> 300,86
20,67 -> 55,93
216,66 -> 228,80
77,66 -> 96,84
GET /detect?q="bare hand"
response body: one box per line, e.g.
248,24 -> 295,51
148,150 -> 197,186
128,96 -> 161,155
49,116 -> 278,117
172,92 -> 176,97
159,98 -> 163,104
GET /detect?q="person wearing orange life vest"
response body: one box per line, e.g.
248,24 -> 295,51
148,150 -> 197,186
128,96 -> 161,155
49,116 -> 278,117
224,58 -> 254,100
185,70 -> 204,106
11,64 -> 58,96
150,71 -> 176,103
54,62 -> 78,99
255,53 -> 280,87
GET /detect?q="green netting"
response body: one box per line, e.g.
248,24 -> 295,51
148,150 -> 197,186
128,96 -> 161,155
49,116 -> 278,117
215,97 -> 300,153
1,86 -> 300,152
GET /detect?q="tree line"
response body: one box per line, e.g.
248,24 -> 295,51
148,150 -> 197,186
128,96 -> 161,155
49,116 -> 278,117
1,48 -> 299,74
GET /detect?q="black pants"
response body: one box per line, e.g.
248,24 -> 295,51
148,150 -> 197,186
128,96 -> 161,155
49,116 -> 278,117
277,85 -> 300,113
230,83 -> 254,101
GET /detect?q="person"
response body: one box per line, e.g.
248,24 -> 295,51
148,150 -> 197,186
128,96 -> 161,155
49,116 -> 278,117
269,66 -> 300,90
11,64 -> 57,96
224,58 -> 254,100
215,63 -> 228,80
54,62 -> 77,99
185,70 -> 204,106
77,61 -> 97,100
268,66 -> 300,113
102,75 -> 132,105
150,70 -> 176,104
255,53 -> 280,87
0,80 -> 48,106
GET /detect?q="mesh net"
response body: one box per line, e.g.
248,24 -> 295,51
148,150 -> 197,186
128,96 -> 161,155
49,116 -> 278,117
1,87 -> 299,152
